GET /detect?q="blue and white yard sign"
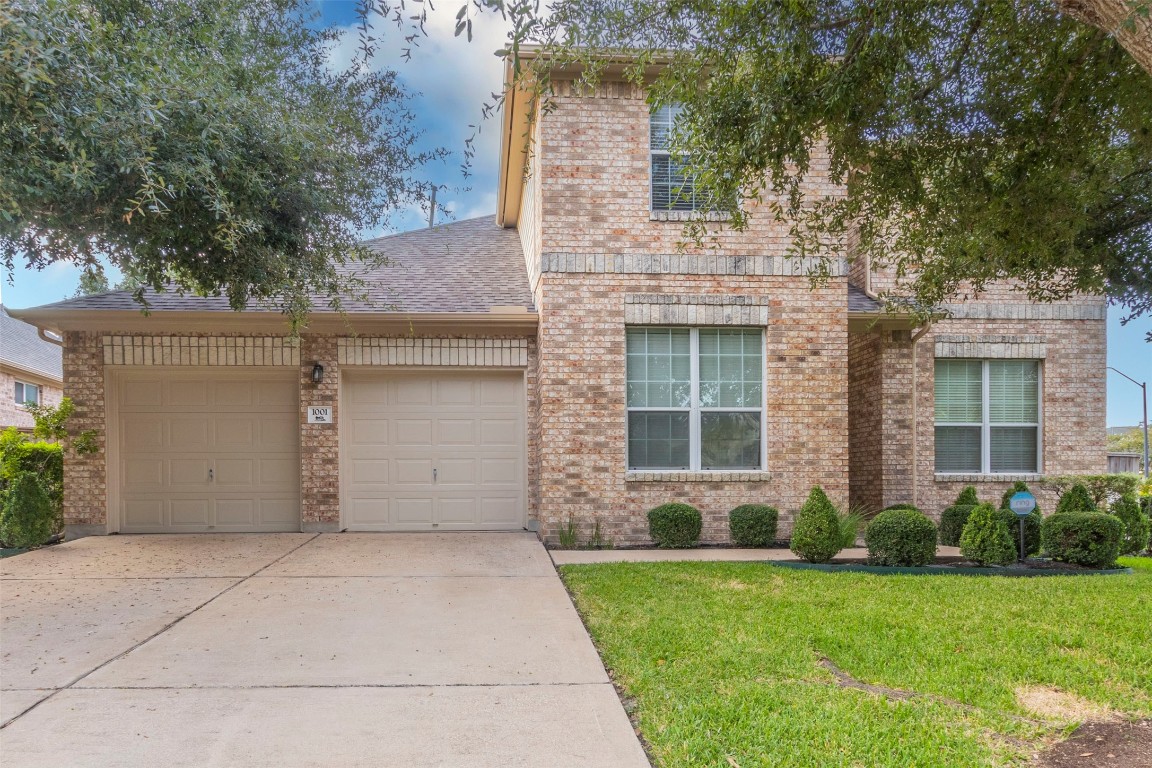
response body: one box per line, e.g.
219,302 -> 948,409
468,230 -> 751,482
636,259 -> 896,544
1008,491 -> 1037,517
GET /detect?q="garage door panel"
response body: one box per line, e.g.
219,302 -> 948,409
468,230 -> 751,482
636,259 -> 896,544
344,372 -> 525,531
117,370 -> 300,533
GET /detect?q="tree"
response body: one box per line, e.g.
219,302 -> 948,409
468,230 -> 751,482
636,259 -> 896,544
410,0 -> 1152,325
1107,427 -> 1147,452
73,267 -> 109,298
2,0 -> 439,328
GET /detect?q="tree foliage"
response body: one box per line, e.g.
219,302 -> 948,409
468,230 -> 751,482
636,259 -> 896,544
414,0 -> 1152,324
2,0 -> 439,327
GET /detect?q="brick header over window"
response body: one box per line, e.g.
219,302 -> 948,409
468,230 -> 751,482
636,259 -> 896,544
934,335 -> 1048,359
102,336 -> 300,366
337,337 -> 530,367
541,252 -> 848,277
624,294 -> 771,325
941,303 -> 1105,320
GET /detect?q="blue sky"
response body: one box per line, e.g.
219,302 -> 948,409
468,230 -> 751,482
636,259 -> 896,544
1,1 -> 1148,426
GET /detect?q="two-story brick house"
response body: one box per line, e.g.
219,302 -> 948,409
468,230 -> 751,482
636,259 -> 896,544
10,56 -> 1106,542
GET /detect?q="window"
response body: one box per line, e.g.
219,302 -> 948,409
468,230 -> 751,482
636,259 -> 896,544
626,327 -> 764,471
14,381 -> 40,407
934,360 -> 1041,474
650,104 -> 705,211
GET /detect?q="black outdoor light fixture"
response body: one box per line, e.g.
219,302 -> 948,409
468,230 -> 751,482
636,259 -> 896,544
311,362 -> 325,384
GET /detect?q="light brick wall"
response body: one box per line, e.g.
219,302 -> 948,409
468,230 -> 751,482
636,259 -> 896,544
847,334 -> 883,511
300,335 -> 340,528
0,371 -> 63,431
61,332 -> 106,529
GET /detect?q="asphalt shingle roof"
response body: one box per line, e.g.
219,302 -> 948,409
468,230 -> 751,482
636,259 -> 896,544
847,284 -> 882,313
26,216 -> 535,315
0,305 -> 63,381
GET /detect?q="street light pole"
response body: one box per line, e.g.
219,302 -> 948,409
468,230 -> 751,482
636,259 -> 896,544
1108,367 -> 1149,479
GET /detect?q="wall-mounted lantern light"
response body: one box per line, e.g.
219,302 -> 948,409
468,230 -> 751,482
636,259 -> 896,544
311,363 -> 325,384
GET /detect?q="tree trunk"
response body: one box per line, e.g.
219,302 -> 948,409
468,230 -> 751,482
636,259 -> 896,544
1055,0 -> 1152,75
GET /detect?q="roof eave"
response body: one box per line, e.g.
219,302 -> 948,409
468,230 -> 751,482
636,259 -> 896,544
0,359 -> 63,385
7,308 -> 539,337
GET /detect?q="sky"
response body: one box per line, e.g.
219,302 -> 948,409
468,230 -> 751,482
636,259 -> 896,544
1,1 -> 1149,427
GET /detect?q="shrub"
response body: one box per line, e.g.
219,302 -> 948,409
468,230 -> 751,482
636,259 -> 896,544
1041,512 -> 1123,569
648,503 -> 702,549
938,505 -> 976,547
865,507 -> 938,566
1110,494 -> 1150,556
1054,483 -> 1099,515
1043,474 -> 1141,507
959,503 -> 1017,566
0,428 -> 63,533
882,503 -> 920,511
994,507 -> 1042,557
836,507 -> 866,549
728,505 -> 779,547
0,473 -> 56,549
955,486 -> 980,506
789,487 -> 842,563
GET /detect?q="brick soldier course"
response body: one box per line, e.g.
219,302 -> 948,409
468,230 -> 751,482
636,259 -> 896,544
10,62 -> 1105,545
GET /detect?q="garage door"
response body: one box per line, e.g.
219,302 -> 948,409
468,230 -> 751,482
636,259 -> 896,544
114,370 -> 300,533
343,371 -> 526,531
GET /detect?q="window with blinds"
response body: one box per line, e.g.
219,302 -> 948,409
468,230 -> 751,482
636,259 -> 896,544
934,360 -> 1040,474
650,104 -> 704,212
627,327 -> 764,471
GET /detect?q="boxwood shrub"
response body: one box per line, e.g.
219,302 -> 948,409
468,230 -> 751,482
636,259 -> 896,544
994,507 -> 1042,557
789,486 -> 842,563
728,505 -> 779,548
939,505 -> 976,546
0,473 -> 56,550
959,503 -> 1017,566
647,503 -> 702,549
1040,512 -> 1122,568
1109,494 -> 1149,556
1054,483 -> 1098,515
865,507 -> 937,566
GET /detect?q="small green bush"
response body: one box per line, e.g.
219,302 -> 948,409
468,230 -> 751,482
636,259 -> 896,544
648,503 -> 702,549
836,507 -> 866,549
865,507 -> 938,566
1040,512 -> 1123,568
959,503 -> 1017,566
994,507 -> 1042,557
728,505 -> 779,548
882,503 -> 920,511
938,505 -> 976,546
1110,494 -> 1150,556
1044,474 -> 1141,507
1054,483 -> 1098,515
789,487 -> 842,563
0,473 -> 56,549
955,486 -> 980,506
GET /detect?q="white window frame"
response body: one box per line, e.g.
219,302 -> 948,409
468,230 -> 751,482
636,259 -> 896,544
934,359 -> 1043,475
626,327 -> 767,472
649,104 -> 704,213
14,381 -> 40,407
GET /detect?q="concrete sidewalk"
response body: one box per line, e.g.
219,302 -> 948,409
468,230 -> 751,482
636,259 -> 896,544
1,533 -> 649,768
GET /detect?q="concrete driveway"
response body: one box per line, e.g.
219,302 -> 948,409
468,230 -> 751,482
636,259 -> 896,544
0,533 -> 649,768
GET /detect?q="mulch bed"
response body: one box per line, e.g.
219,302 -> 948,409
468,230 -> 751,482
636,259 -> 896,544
769,557 -> 1130,577
1035,720 -> 1152,768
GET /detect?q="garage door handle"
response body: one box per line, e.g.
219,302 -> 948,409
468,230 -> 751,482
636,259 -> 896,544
208,468 -> 214,481
432,468 -> 437,483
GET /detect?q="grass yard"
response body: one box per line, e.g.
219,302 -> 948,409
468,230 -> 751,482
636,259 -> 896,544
561,558 -> 1152,768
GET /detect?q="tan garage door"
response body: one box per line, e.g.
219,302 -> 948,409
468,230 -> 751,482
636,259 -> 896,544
343,371 -> 526,531
114,370 -> 300,533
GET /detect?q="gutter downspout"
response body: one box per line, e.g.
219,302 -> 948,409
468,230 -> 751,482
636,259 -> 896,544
909,321 -> 934,509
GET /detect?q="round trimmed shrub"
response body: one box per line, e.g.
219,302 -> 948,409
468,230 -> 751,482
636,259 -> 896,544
0,473 -> 56,550
994,507 -> 1042,557
1109,494 -> 1149,556
882,503 -> 919,511
1054,483 -> 1097,515
959,503 -> 1017,566
865,507 -> 938,566
647,503 -> 702,549
728,505 -> 779,548
789,486 -> 842,564
938,505 -> 976,547
1040,512 -> 1122,568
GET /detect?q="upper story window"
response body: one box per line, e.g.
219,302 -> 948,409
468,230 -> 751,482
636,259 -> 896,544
650,104 -> 705,212
626,327 -> 764,471
14,381 -> 40,407
934,360 -> 1041,474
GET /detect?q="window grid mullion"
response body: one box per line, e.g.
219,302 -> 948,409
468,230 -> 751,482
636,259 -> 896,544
690,328 -> 701,471
981,361 -> 991,475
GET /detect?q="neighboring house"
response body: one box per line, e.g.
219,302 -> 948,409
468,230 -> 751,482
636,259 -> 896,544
0,305 -> 63,432
10,54 -> 1105,542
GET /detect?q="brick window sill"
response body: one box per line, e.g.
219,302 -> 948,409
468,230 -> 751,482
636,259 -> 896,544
649,210 -> 732,223
934,473 -> 1044,483
626,471 -> 772,483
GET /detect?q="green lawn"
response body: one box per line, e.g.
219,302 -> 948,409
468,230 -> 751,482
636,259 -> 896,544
561,559 -> 1152,768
